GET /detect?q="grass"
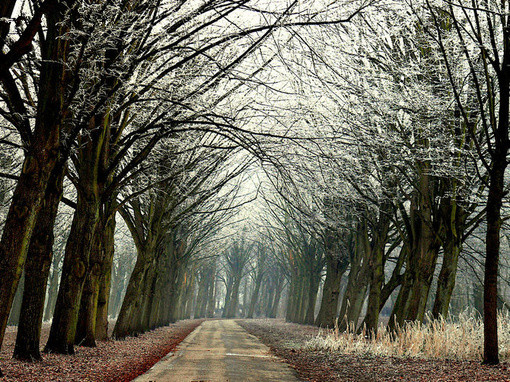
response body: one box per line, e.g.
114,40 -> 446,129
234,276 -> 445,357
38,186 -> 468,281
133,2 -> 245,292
305,312 -> 510,361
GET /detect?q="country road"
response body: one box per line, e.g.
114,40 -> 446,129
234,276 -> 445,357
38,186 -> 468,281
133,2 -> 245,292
133,320 -> 301,382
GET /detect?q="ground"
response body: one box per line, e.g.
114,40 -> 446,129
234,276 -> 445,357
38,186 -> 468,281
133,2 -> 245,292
0,319 -> 202,382
3,318 -> 510,381
134,319 -> 299,381
237,319 -> 510,382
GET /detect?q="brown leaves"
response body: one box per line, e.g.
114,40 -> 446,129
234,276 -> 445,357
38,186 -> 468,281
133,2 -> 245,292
0,319 -> 203,381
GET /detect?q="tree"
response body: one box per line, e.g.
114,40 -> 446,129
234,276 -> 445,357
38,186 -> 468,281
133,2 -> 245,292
415,0 -> 510,364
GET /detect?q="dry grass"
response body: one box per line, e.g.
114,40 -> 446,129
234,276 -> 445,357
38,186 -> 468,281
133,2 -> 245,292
305,312 -> 510,362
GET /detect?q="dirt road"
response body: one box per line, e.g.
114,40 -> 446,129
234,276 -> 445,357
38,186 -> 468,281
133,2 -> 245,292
132,319 -> 301,382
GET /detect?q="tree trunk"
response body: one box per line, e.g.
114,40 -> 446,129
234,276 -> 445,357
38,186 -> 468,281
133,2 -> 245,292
364,244 -> 384,334
247,273 -> 264,318
0,2 -> 70,352
364,205 -> 391,334
75,206 -> 116,346
206,275 -> 216,318
223,279 -> 233,318
338,228 -> 370,332
304,267 -> 321,325
432,202 -> 463,319
316,254 -> 347,327
13,169 -> 63,360
270,277 -> 284,318
44,187 -> 100,354
226,278 -> 241,318
389,169 -> 441,328
484,156 -> 506,364
285,273 -> 297,322
74,231 -> 102,347
113,245 -> 154,338
194,272 -> 207,318
95,214 -> 116,341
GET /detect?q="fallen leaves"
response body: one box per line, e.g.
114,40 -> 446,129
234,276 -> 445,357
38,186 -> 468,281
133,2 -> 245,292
238,319 -> 510,382
0,319 -> 203,382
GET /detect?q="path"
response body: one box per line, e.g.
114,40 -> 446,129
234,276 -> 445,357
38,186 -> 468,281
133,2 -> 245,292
133,319 -> 301,382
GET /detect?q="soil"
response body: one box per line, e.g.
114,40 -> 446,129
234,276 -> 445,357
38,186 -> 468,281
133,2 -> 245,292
0,319 -> 203,382
237,318 -> 510,382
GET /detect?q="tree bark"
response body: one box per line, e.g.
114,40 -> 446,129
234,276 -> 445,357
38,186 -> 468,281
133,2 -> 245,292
247,273 -> 264,318
432,200 -> 464,319
269,276 -> 284,318
304,266 -> 321,325
113,246 -> 154,338
483,155 -> 506,364
44,183 -> 100,354
316,252 -> 348,327
0,6 -> 67,350
74,232 -> 102,347
364,204 -> 391,334
13,169 -> 63,360
95,213 -> 116,341
226,277 -> 241,318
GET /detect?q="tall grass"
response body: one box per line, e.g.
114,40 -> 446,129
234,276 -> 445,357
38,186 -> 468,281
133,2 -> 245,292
305,312 -> 510,361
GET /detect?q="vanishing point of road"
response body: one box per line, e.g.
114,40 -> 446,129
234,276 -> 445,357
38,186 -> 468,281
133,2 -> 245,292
133,319 -> 301,382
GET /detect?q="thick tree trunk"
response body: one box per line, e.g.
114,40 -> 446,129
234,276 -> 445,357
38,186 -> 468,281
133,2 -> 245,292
194,272 -> 208,318
75,207 -> 116,346
482,36 -> 510,362
285,273 -> 297,322
74,232 -> 102,347
113,246 -> 154,338
95,214 -> 116,341
0,2 -> 67,352
183,273 -> 195,319
223,279 -> 233,318
338,228 -> 370,332
484,158 -> 505,364
13,170 -> 63,360
44,189 -> 100,354
316,255 -> 347,327
363,244 -> 384,334
291,273 -> 304,323
390,168 -> 441,327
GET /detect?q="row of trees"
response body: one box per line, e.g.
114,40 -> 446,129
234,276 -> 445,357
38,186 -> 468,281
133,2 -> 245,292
2,0 -> 510,374
241,0 -> 510,365
0,0 -> 365,376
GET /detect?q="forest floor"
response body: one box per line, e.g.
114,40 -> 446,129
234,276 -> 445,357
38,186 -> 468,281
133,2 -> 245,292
237,319 -> 510,382
0,319 -> 203,382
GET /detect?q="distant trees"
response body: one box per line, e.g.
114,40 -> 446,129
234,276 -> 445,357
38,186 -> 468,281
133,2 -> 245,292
248,0 -> 510,365
0,0 -> 368,374
222,238 -> 253,318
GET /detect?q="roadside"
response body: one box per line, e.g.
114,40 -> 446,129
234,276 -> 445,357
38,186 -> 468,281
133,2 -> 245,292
0,319 -> 203,382
237,319 -> 510,382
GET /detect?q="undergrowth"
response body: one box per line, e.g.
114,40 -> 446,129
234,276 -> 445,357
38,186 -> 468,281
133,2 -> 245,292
306,312 -> 510,361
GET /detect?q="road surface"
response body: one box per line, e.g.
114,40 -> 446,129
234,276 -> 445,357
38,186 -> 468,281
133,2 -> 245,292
133,319 -> 301,382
